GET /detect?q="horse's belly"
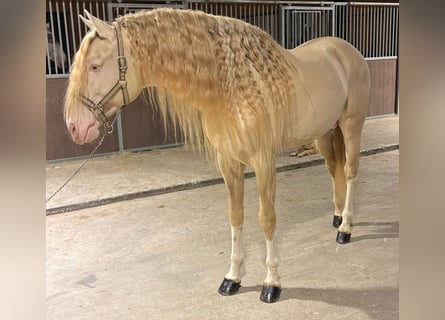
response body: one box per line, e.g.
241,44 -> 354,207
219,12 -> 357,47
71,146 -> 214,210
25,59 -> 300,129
281,111 -> 340,149
282,82 -> 346,147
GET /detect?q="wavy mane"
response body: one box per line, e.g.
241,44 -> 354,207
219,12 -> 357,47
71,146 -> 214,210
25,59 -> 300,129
117,9 -> 299,159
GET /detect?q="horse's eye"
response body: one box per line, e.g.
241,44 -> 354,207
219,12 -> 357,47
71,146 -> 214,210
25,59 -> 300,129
90,64 -> 100,72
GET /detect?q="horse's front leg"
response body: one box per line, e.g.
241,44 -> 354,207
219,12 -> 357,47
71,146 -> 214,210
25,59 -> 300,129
216,154 -> 246,296
255,159 -> 281,303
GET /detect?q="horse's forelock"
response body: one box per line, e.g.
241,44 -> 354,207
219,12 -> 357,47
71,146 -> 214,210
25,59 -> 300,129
64,31 -> 96,121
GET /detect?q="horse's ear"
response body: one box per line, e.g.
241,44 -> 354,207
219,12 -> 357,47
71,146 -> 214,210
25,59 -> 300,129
79,11 -> 94,30
79,10 -> 114,39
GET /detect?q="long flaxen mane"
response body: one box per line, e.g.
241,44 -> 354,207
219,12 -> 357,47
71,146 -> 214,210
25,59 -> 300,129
117,9 -> 300,158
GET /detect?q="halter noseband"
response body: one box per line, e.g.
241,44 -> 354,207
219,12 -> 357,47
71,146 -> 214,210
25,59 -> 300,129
79,22 -> 130,133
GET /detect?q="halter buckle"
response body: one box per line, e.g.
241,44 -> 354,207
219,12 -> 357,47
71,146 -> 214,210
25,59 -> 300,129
117,56 -> 127,72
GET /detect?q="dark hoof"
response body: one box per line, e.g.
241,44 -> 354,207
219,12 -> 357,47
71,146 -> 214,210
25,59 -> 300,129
218,278 -> 241,296
336,231 -> 351,244
333,215 -> 343,228
260,286 -> 281,303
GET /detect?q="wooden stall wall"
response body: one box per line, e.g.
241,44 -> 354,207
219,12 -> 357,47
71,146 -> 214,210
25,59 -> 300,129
120,92 -> 181,151
47,60 -> 397,161
367,59 -> 398,116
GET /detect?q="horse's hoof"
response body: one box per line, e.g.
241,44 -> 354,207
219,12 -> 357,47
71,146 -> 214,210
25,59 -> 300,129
333,215 -> 342,228
260,286 -> 281,303
218,278 -> 241,296
336,231 -> 351,244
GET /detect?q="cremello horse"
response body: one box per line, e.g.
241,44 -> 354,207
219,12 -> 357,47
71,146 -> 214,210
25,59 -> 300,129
64,9 -> 370,303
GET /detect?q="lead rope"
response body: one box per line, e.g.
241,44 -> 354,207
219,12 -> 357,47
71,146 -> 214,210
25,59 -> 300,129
46,113 -> 119,203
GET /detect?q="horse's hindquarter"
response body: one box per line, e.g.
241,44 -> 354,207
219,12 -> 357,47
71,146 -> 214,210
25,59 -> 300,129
282,37 -> 364,146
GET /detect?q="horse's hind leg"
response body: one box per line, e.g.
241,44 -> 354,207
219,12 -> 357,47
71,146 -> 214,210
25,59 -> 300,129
315,128 -> 347,228
216,154 -> 246,296
336,115 -> 366,244
254,157 -> 281,303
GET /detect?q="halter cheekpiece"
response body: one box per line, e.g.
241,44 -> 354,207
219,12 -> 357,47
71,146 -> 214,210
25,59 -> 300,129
79,21 -> 130,133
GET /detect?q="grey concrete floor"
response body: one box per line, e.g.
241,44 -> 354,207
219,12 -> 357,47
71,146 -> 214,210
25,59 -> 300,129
46,140 -> 398,319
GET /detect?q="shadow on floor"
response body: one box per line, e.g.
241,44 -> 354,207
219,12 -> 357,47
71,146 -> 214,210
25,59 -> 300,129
352,221 -> 399,243
239,285 -> 398,319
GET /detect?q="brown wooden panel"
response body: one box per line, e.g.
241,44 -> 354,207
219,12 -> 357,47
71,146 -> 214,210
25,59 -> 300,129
367,59 -> 397,117
46,78 -> 119,160
120,93 -> 181,150
47,59 -> 398,160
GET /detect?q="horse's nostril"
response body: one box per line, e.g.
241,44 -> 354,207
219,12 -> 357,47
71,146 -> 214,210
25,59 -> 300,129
68,123 -> 76,136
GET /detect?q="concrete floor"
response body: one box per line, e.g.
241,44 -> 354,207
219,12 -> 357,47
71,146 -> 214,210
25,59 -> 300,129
46,116 -> 398,319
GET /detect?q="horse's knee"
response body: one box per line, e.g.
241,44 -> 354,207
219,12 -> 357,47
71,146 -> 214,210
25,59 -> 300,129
258,212 -> 276,240
228,210 -> 244,228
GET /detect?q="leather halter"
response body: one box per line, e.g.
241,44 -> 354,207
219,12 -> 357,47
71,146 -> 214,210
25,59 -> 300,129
79,22 -> 130,133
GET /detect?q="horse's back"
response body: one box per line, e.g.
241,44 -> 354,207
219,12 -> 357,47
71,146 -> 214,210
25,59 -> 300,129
291,37 -> 364,63
288,37 -> 369,87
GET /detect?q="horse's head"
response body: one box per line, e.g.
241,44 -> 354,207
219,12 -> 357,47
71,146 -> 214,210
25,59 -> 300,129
64,11 -> 140,145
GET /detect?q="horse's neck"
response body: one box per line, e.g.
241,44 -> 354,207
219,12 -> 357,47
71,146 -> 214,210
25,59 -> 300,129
122,10 -> 223,152
125,10 -> 299,114
128,21 -> 221,109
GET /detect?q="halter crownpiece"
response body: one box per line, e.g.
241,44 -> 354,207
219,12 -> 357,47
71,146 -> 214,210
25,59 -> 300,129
79,21 -> 130,134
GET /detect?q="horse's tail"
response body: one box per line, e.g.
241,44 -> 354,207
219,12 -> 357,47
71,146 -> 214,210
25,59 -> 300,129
332,125 -> 346,196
